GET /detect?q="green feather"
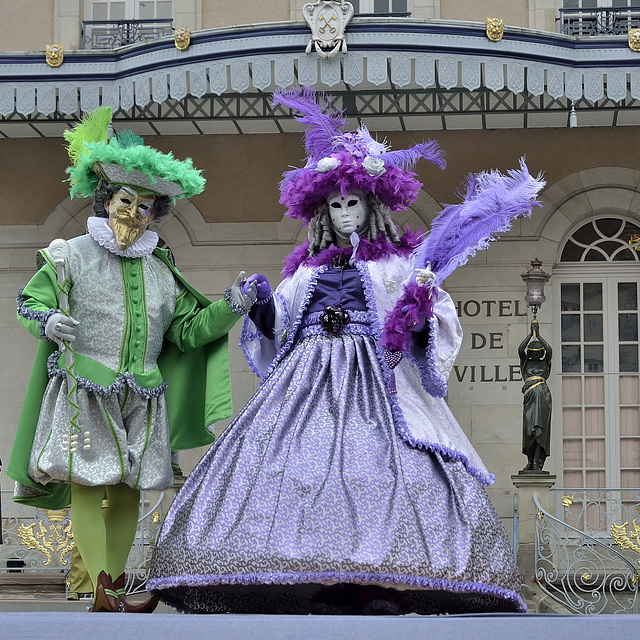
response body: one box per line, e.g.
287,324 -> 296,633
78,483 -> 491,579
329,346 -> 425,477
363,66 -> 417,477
115,130 -> 144,148
64,107 -> 205,200
63,106 -> 112,167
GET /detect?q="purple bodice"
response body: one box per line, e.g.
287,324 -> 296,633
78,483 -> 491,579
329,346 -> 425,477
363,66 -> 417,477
250,268 -> 369,340
306,267 -> 368,313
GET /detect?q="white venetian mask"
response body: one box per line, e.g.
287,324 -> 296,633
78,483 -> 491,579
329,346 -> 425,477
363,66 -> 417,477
327,189 -> 369,239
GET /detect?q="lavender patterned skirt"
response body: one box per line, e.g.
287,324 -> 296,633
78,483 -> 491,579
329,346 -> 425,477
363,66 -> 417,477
148,333 -> 525,614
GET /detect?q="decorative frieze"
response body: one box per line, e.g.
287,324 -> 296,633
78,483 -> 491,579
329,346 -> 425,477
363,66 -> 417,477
1,23 -> 639,117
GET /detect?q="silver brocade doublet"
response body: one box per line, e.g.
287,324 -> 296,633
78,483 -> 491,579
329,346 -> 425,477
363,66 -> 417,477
66,235 -> 180,379
24,235 -> 182,492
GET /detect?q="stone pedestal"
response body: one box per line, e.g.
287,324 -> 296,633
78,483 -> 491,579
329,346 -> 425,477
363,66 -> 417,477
511,472 -> 557,543
511,472 -> 562,612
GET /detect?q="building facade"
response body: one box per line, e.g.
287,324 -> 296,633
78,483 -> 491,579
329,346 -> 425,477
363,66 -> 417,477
1,1 -> 640,555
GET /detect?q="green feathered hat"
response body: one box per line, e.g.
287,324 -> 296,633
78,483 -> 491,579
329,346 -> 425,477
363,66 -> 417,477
64,106 -> 206,199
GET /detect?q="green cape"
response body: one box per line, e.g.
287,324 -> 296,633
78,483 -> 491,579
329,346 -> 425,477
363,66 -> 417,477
8,248 -> 234,509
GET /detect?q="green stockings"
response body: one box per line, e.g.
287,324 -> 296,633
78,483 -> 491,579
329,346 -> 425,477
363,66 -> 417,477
70,482 -> 140,592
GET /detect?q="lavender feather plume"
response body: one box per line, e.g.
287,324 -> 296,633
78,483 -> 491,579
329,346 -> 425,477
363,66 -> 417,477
416,158 -> 545,285
273,87 -> 346,163
381,158 -> 545,354
374,140 -> 446,172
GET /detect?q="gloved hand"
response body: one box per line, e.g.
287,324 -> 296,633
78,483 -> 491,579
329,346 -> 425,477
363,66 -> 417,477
45,312 -> 79,343
225,271 -> 258,314
401,305 -> 426,333
242,274 -> 272,302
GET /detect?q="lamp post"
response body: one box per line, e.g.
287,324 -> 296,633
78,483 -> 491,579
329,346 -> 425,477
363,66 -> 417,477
521,258 -> 551,319
518,258 -> 552,474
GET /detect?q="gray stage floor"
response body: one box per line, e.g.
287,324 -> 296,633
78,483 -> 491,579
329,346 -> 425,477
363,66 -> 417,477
0,611 -> 637,639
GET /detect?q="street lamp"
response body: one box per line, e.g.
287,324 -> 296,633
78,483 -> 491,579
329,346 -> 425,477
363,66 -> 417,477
518,258 -> 552,474
521,258 -> 551,319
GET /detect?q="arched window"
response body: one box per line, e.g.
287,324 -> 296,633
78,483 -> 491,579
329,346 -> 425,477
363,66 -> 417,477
560,218 -> 640,263
554,217 -> 640,509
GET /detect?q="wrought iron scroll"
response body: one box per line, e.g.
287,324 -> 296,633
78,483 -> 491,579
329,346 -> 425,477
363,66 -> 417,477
82,19 -> 173,50
559,7 -> 640,36
534,494 -> 639,614
1,490 -> 165,593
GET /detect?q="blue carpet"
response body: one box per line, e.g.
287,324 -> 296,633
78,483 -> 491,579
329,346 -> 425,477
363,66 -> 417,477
0,612 -> 636,640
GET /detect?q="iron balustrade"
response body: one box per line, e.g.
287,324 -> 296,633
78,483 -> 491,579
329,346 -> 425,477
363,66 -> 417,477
558,6 -> 640,36
532,490 -> 640,614
0,489 -> 165,595
82,19 -> 173,50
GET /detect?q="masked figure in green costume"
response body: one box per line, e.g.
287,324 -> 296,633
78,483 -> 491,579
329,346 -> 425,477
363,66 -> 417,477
7,107 -> 256,612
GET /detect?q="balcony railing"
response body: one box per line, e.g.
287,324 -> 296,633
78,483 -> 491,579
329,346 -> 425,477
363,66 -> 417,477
82,19 -> 173,50
558,6 -> 640,36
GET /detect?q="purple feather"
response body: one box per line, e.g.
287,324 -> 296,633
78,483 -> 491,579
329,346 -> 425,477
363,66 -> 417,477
273,87 -> 346,162
375,140 -> 447,171
416,158 -> 545,285
381,158 -> 545,355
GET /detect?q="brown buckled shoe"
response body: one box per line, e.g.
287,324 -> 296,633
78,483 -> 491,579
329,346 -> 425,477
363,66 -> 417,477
113,573 -> 161,613
91,571 -> 120,612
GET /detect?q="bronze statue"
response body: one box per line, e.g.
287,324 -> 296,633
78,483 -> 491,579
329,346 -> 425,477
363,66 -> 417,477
518,320 -> 552,473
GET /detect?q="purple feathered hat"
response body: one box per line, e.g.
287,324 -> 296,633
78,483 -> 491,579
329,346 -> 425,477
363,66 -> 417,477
273,87 -> 446,224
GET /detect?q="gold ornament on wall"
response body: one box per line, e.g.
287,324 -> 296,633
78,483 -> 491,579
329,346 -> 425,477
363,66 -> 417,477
611,519 -> 640,558
17,508 -> 75,567
486,18 -> 504,42
629,29 -> 640,52
175,27 -> 191,51
46,44 -> 64,68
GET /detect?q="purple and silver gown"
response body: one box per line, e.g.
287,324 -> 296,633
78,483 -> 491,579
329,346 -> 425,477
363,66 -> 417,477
148,250 -> 525,614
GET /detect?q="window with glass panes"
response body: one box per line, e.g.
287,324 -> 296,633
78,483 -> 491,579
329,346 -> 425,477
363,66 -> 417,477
350,0 -> 410,15
556,218 -> 640,497
86,0 -> 173,21
562,0 -> 632,6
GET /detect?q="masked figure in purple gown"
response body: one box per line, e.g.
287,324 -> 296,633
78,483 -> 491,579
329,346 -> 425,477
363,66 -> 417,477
148,88 -> 545,615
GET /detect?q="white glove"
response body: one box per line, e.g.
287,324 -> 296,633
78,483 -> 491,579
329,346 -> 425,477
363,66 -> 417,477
45,313 -> 79,344
225,271 -> 258,314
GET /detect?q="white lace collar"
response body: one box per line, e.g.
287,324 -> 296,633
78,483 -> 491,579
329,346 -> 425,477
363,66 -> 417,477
86,216 -> 158,258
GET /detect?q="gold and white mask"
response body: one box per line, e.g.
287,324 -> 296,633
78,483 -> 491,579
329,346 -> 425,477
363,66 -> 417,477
107,187 -> 156,250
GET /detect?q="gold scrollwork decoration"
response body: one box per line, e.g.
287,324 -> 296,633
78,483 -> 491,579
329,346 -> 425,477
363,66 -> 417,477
537,509 -> 543,521
582,572 -> 592,581
152,511 -> 160,525
629,29 -> 640,52
486,18 -> 504,42
17,509 -> 75,567
562,495 -> 574,507
611,520 -> 640,557
46,44 -> 64,68
175,27 -> 191,50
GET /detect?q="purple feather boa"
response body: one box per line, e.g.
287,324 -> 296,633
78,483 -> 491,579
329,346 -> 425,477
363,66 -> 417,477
282,229 -> 421,276
380,282 -> 437,353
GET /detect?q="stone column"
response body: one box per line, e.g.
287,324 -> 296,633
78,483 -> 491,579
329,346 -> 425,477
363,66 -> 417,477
511,472 -> 557,611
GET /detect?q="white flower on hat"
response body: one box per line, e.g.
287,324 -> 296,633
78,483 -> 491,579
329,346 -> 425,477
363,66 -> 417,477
363,156 -> 386,177
316,157 -> 341,172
